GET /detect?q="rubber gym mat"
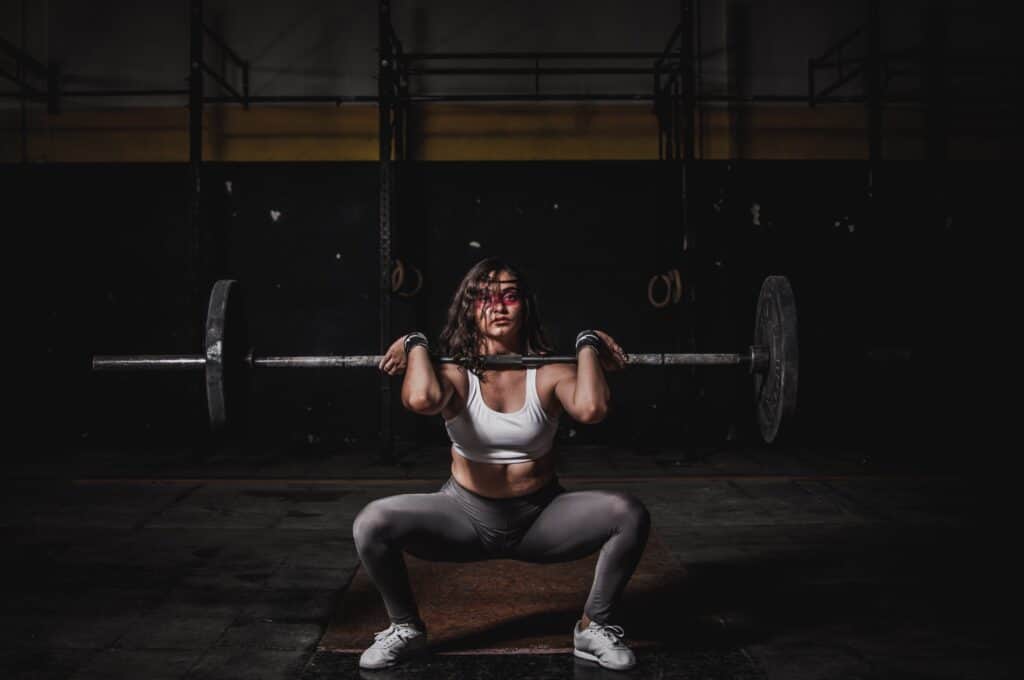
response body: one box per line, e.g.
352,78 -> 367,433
321,528 -> 686,654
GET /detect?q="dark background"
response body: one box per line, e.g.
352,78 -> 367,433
14,159 -> 988,465
5,0 -> 1009,470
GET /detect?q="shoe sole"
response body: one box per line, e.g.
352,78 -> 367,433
573,647 -> 635,671
358,641 -> 428,670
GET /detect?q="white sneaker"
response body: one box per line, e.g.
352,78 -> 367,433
358,621 -> 428,670
573,619 -> 637,671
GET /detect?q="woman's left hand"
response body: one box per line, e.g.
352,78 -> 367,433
593,330 -> 628,372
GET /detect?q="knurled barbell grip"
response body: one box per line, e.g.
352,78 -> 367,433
507,353 -> 759,367
254,355 -> 383,368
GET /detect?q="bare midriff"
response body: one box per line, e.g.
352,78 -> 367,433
450,447 -> 558,499
442,363 -> 564,499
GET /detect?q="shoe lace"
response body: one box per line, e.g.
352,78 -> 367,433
372,623 -> 418,648
592,623 -> 627,645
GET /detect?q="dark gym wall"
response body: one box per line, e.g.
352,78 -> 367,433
18,159 -> 981,463
6,1 -> 1001,464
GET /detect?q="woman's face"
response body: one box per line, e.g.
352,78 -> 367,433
473,269 -> 524,348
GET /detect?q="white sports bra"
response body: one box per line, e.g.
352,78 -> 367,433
443,367 -> 560,464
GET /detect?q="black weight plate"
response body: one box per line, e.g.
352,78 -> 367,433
205,279 -> 248,432
753,275 -> 799,443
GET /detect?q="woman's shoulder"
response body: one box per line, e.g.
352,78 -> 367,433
537,360 -> 575,389
534,350 -> 573,371
439,361 -> 469,386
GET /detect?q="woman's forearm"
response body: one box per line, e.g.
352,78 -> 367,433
401,345 -> 442,408
574,346 -> 610,413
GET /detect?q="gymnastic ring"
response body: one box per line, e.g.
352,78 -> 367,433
669,268 -> 683,304
397,264 -> 423,297
647,273 -> 673,309
391,259 -> 405,293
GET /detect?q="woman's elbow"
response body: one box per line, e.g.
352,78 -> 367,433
576,403 -> 608,424
403,393 -> 438,414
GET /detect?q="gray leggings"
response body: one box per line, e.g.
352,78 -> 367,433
352,474 -> 651,627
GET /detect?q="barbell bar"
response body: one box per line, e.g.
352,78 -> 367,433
91,275 -> 799,443
93,351 -> 769,370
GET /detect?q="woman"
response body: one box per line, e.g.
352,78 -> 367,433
353,257 -> 651,671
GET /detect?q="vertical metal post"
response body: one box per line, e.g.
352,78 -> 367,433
394,59 -> 406,161
188,0 -> 205,348
378,0 -> 395,460
864,0 -> 882,162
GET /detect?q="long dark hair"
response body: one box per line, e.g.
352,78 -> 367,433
438,257 -> 554,379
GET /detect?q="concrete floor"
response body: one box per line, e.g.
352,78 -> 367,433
1,442 -> 1012,679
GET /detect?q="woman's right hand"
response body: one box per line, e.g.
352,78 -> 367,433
378,336 -> 409,375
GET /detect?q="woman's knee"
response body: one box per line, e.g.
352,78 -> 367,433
352,499 -> 394,547
605,491 -> 651,531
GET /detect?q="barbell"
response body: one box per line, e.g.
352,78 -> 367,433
91,275 -> 799,443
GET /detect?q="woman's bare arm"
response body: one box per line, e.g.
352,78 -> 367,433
401,347 -> 455,414
553,346 -> 610,423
